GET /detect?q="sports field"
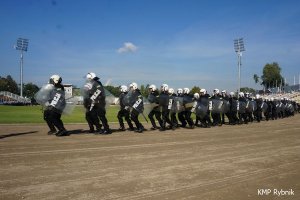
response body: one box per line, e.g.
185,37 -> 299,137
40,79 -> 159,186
0,114 -> 299,200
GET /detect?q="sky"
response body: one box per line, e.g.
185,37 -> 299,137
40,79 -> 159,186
0,0 -> 300,93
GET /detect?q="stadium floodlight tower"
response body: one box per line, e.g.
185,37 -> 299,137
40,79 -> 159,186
234,38 -> 245,95
15,38 -> 29,97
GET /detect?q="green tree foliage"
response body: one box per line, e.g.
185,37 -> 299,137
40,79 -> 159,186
140,84 -> 150,97
104,85 -> 120,97
23,83 -> 39,98
190,86 -> 201,94
0,75 -> 19,94
261,62 -> 284,88
253,74 -> 260,84
240,87 -> 256,94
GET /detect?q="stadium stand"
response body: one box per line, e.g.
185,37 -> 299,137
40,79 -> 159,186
0,91 -> 31,105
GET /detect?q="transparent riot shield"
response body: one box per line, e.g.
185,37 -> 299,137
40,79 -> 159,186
195,102 -> 208,119
34,84 -> 55,106
211,99 -> 223,114
238,101 -> 246,114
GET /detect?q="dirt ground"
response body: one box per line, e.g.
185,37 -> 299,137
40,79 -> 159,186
0,115 -> 299,200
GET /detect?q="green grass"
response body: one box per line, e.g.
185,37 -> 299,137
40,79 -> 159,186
0,105 -> 121,124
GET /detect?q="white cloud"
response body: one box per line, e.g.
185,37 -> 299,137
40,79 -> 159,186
117,42 -> 138,53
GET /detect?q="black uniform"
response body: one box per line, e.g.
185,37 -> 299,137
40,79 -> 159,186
44,83 -> 67,136
148,90 -> 163,129
238,96 -> 248,124
169,93 -> 179,128
177,93 -> 187,127
255,98 -> 263,122
221,94 -> 232,124
183,93 -> 194,128
198,93 -> 212,127
211,94 -> 222,126
117,92 -> 134,131
229,96 -> 239,125
84,79 -> 110,134
159,91 -> 174,131
129,89 -> 145,133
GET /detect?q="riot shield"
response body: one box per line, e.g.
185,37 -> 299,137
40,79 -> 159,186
211,99 -> 223,114
231,99 -> 238,112
122,91 -> 133,107
195,102 -> 208,119
34,84 -> 55,106
261,102 -> 268,113
123,91 -> 144,113
159,93 -> 169,107
238,101 -> 246,114
172,97 -> 185,113
183,95 -> 194,109
246,100 -> 256,113
222,100 -> 230,113
143,97 -> 159,116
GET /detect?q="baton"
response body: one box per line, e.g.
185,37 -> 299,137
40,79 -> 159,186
141,112 -> 149,123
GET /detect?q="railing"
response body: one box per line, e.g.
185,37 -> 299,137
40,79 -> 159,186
0,91 -> 31,103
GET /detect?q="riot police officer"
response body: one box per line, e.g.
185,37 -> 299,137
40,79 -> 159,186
159,84 -> 174,131
221,90 -> 231,124
199,89 -> 212,128
238,92 -> 248,124
84,72 -> 110,134
168,88 -> 179,128
182,88 -> 194,128
211,89 -> 222,126
43,75 -> 68,136
117,85 -> 134,131
228,92 -> 239,125
147,84 -> 163,130
193,92 -> 201,127
177,88 -> 187,127
254,94 -> 263,122
129,82 -> 145,133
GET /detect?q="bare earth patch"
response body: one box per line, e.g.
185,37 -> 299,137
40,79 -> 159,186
0,115 -> 299,200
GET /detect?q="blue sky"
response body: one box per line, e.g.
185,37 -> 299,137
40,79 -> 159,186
0,0 -> 300,93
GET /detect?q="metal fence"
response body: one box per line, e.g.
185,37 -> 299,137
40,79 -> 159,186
0,91 -> 31,104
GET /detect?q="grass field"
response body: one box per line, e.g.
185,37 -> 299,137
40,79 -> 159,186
0,105 -> 121,124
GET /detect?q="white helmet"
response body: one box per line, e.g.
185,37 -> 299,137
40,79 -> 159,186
239,92 -> 244,97
200,88 -> 206,94
183,88 -> 190,94
168,88 -> 174,95
149,84 -> 157,92
256,94 -> 260,99
86,72 -> 97,80
221,90 -> 227,93
177,88 -> 183,94
229,92 -> 235,97
270,97 -> 274,101
161,83 -> 169,92
213,88 -> 220,94
130,82 -> 138,90
194,93 -> 200,99
49,74 -> 62,85
120,85 -> 128,93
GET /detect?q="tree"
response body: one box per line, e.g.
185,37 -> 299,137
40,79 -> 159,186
0,75 -> 19,94
261,62 -> 284,89
23,83 -> 40,98
253,74 -> 260,84
104,85 -> 120,97
190,86 -> 201,94
240,87 -> 256,94
140,84 -> 150,97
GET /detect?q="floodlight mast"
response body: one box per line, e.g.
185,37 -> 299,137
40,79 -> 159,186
15,38 -> 29,97
234,38 -> 245,96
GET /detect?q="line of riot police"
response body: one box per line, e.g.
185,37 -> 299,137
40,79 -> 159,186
36,74 -> 299,136
117,84 -> 299,132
